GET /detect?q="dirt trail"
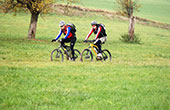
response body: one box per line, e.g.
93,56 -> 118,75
54,4 -> 170,30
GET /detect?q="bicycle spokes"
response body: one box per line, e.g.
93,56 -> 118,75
56,51 -> 61,58
81,49 -> 93,62
85,51 -> 91,59
51,49 -> 64,62
73,49 -> 81,61
101,49 -> 112,61
102,53 -> 108,60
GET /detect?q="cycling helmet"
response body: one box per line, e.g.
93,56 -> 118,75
91,21 -> 97,26
59,20 -> 65,27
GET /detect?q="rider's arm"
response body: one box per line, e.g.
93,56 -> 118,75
85,28 -> 93,40
64,26 -> 71,39
95,26 -> 102,39
55,29 -> 62,40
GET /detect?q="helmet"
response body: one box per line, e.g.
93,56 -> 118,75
91,21 -> 97,26
59,20 -> 65,27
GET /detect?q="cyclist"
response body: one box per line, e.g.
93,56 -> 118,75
84,21 -> 107,60
51,20 -> 77,61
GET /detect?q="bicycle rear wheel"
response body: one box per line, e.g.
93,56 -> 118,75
51,49 -> 64,62
81,49 -> 93,62
72,49 -> 81,61
102,49 -> 112,61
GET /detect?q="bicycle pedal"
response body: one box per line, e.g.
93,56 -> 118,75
85,55 -> 90,59
64,50 -> 67,54
96,56 -> 102,61
56,56 -> 60,58
55,54 -> 60,58
71,58 -> 75,61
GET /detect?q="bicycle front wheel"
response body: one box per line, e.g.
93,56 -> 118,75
81,49 -> 93,62
51,49 -> 64,62
102,49 -> 112,61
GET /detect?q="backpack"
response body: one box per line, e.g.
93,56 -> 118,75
99,23 -> 106,31
98,23 -> 107,37
67,23 -> 76,33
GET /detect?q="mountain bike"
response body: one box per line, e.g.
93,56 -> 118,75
51,40 -> 81,62
81,40 -> 112,62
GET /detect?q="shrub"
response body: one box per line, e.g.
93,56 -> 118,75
119,33 -> 141,43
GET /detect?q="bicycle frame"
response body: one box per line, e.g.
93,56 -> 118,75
57,42 -> 71,58
89,43 -> 98,57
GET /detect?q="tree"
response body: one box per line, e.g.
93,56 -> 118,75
116,0 -> 141,41
1,0 -> 53,39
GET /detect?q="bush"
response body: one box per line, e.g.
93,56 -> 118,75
119,33 -> 141,43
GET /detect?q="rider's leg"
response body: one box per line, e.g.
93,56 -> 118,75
61,38 -> 71,50
94,39 -> 102,60
70,37 -> 77,60
94,40 -> 102,53
61,39 -> 70,56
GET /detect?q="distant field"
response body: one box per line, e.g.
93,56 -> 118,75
0,12 -> 170,110
57,0 -> 170,24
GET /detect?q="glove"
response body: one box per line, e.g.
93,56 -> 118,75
92,39 -> 96,42
58,39 -> 62,42
58,38 -> 64,42
51,39 -> 56,42
83,40 -> 87,42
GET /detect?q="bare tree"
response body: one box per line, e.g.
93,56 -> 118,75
1,0 -> 54,39
116,0 -> 141,41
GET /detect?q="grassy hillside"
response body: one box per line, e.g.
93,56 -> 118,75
58,0 -> 170,24
136,0 -> 170,24
0,13 -> 170,110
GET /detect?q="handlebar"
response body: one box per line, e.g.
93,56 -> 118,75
54,40 -> 70,49
51,39 -> 62,43
83,40 -> 95,43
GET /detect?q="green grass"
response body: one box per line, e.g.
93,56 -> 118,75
0,13 -> 170,110
136,0 -> 170,24
57,0 -> 170,24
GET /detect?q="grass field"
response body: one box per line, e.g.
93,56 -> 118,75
58,0 -> 170,24
0,11 -> 170,110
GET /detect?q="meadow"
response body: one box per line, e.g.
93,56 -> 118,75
0,8 -> 170,110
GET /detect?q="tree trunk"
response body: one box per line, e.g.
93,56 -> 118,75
28,12 -> 39,39
128,16 -> 135,41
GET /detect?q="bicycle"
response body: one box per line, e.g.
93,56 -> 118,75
81,40 -> 112,62
51,40 -> 81,62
